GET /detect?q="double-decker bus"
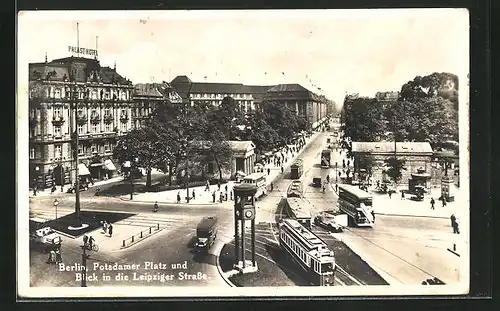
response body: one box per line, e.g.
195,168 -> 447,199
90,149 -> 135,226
290,159 -> 304,179
243,172 -> 267,199
287,180 -> 303,198
278,218 -> 336,286
337,184 -> 374,227
321,149 -> 331,168
285,196 -> 313,229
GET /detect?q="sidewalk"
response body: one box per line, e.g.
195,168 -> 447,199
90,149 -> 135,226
115,132 -> 321,206
332,183 -> 467,220
29,175 -> 124,198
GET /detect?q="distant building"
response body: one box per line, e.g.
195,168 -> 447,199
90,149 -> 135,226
170,75 -> 330,130
263,84 -> 329,130
374,91 -> 399,102
351,142 -> 434,185
132,82 -> 183,129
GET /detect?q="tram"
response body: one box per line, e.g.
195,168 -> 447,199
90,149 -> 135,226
284,196 -> 313,229
290,159 -> 304,179
321,149 -> 331,168
286,180 -> 303,198
278,218 -> 336,286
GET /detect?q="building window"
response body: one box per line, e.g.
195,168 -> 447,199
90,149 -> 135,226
54,145 -> 62,158
91,124 -> 98,133
54,89 -> 61,98
54,107 -> 62,118
30,148 -> 35,159
105,123 -> 111,132
54,126 -> 61,137
91,144 -> 97,154
104,142 -> 110,152
78,144 -> 83,155
121,123 -> 127,132
78,124 -> 84,134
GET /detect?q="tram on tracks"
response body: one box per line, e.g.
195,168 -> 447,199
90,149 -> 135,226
286,180 -> 303,198
290,159 -> 304,179
337,184 -> 375,227
278,218 -> 336,286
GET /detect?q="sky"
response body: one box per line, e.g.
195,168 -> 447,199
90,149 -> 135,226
18,9 -> 469,106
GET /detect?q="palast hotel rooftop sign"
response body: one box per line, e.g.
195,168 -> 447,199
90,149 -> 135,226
68,45 -> 98,57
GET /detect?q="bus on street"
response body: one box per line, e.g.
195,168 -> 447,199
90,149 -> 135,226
290,159 -> 304,179
337,184 -> 374,227
243,172 -> 267,199
321,149 -> 331,168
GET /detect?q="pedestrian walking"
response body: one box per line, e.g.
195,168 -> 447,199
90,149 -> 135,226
326,174 -> 330,183
192,189 -> 196,200
267,168 -> 271,176
430,198 -> 435,210
270,182 -> 274,192
55,249 -> 62,264
401,191 -> 405,200
108,224 -> 113,237
441,196 -> 446,207
388,191 -> 392,199
450,214 -> 456,228
89,236 -> 95,249
219,191 -> 223,203
335,183 -> 338,193
212,191 -> 216,203
281,166 -> 284,174
343,159 -> 346,168
230,190 -> 233,201
217,181 -> 221,191
225,184 -> 228,192
205,180 -> 210,191
47,249 -> 56,264
347,160 -> 350,167
83,235 -> 88,247
177,191 -> 181,204
371,210 -> 375,222
322,184 -> 326,194
153,201 -> 158,212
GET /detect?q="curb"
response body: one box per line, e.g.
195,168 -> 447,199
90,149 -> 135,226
215,248 -> 236,288
375,212 -> 450,220
117,197 -> 228,207
120,227 -> 164,249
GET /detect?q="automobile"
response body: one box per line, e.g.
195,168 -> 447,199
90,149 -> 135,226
66,182 -> 89,193
312,177 -> 322,187
30,227 -> 62,252
314,215 -> 343,233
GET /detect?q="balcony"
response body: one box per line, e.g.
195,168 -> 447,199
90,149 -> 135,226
90,114 -> 101,124
76,115 -> 88,125
103,114 -> 114,124
52,116 -> 65,126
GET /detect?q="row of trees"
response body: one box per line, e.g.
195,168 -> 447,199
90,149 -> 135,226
341,72 -> 459,153
113,97 -> 308,188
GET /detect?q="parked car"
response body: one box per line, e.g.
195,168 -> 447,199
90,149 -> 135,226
67,182 -> 89,193
314,215 -> 343,233
30,227 -> 62,252
312,177 -> 322,188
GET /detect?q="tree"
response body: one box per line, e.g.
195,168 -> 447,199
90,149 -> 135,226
389,96 -> 458,146
340,96 -> 387,148
260,101 -> 307,147
383,157 -> 406,184
400,72 -> 459,110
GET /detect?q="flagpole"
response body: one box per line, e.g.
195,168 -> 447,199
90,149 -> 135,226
77,22 -> 80,57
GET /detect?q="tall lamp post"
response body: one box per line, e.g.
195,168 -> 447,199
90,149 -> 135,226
34,165 -> 40,196
53,198 -> 59,220
66,82 -> 81,225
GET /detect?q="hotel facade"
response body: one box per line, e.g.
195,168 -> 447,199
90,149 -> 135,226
28,56 -> 182,189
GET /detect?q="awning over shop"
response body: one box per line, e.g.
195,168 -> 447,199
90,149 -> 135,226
78,163 -> 91,176
90,163 -> 104,167
104,159 -> 117,171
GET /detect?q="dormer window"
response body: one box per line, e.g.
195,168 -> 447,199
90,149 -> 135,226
54,89 -> 61,99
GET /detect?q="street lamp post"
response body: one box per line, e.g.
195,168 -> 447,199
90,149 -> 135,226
53,199 -> 59,220
34,166 -> 40,196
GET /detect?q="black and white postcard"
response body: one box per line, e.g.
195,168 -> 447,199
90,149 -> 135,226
17,9 -> 470,298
